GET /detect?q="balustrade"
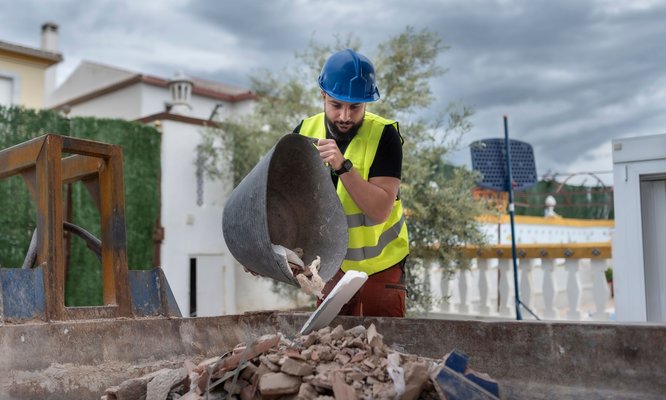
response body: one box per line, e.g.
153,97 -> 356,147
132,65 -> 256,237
430,243 -> 613,321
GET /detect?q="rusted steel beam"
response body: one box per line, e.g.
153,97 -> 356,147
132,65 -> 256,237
2,134 -> 136,320
0,134 -> 140,320
20,168 -> 38,208
61,154 -> 102,184
463,242 -> 612,259
0,135 -> 44,179
62,136 -> 115,158
98,145 -> 132,316
35,134 -> 66,320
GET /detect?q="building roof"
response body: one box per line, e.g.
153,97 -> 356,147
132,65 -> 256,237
0,39 -> 63,65
136,111 -> 222,127
51,61 -> 257,110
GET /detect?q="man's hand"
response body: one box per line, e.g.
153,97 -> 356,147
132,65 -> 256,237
315,138 -> 344,171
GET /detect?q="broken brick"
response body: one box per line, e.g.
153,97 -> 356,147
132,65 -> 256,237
259,372 -> 301,396
319,333 -> 333,345
281,357 -> 314,376
102,325 -> 498,400
402,361 -> 429,400
284,348 -> 307,361
301,333 -> 317,348
296,382 -> 318,400
367,323 -> 383,348
259,355 -> 280,372
332,372 -> 357,400
346,325 -> 366,338
350,350 -> 366,363
146,367 -> 187,400
334,353 -> 351,365
330,325 -> 345,340
266,353 -> 281,364
315,347 -> 334,362
303,375 -> 332,392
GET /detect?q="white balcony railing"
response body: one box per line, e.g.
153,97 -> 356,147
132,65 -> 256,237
427,243 -> 613,321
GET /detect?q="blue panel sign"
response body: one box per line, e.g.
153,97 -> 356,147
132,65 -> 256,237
470,138 -> 538,192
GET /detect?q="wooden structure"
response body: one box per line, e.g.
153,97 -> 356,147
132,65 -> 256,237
0,134 -> 132,320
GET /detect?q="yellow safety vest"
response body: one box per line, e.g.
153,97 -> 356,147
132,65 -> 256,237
299,112 -> 410,275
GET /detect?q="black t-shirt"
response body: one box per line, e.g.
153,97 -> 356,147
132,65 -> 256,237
293,119 -> 403,187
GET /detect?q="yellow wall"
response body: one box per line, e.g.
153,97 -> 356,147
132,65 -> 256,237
477,214 -> 614,227
0,51 -> 49,108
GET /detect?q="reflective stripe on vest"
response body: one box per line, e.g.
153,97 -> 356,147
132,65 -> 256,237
299,112 -> 410,275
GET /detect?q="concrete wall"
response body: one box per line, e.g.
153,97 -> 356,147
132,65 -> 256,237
1,314 -> 664,399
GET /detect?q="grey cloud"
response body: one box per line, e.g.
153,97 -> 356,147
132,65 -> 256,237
2,0 -> 666,180
188,0 -> 315,54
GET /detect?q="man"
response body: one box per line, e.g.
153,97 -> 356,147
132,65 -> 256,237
293,49 -> 410,317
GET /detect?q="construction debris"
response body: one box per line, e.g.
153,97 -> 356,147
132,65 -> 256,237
272,244 -> 325,298
101,324 -> 500,400
299,271 -> 368,335
272,245 -> 305,274
295,256 -> 325,298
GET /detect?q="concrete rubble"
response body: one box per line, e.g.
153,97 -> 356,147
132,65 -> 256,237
101,323 -> 499,400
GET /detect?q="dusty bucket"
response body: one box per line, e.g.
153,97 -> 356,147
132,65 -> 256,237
222,134 -> 348,286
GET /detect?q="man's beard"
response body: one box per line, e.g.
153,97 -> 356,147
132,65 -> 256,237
325,115 -> 364,141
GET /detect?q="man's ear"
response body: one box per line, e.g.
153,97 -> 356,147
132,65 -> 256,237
320,91 -> 326,100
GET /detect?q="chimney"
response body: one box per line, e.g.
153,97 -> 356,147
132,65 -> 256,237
41,22 -> 59,52
167,71 -> 193,115
41,22 -> 59,107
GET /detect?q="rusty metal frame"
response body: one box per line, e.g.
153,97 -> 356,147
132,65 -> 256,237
0,134 -> 132,320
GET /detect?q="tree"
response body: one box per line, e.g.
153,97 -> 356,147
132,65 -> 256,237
198,27 -> 489,313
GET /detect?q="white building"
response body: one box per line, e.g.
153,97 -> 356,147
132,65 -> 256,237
1,23 -> 62,108
612,133 -> 666,322
52,60 -> 309,317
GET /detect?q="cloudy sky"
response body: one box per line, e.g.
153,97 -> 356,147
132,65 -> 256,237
2,0 -> 665,185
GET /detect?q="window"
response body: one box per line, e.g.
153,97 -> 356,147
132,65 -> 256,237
0,75 -> 13,106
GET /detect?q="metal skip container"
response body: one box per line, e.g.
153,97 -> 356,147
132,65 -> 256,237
222,134 -> 348,286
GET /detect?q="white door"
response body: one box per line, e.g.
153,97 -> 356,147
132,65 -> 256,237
193,254 -> 236,317
640,176 -> 666,322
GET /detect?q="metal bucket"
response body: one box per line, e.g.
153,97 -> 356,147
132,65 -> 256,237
222,134 -> 348,286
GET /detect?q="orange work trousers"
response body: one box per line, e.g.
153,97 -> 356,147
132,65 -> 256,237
318,259 -> 407,317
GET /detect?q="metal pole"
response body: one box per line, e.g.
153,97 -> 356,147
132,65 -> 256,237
504,115 -> 523,320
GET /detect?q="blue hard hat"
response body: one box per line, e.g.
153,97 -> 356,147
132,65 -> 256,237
318,49 -> 380,103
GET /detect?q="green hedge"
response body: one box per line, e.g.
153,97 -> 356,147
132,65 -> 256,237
0,106 -> 160,306
514,180 -> 614,220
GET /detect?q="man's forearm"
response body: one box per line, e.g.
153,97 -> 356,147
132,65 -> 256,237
339,172 -> 399,224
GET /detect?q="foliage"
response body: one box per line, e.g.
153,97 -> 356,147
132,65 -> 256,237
514,179 -> 613,219
198,27 -> 490,312
0,106 -> 69,270
605,267 -> 613,283
0,106 -> 160,306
